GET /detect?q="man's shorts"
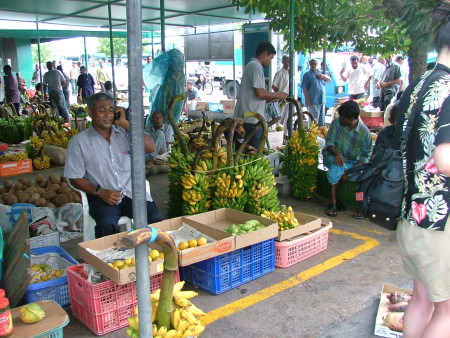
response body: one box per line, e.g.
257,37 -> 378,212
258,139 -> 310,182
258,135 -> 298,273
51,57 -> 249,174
397,217 -> 450,302
323,155 -> 357,185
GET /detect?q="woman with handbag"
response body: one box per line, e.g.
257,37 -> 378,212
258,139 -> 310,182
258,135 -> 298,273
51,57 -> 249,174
395,2 -> 450,336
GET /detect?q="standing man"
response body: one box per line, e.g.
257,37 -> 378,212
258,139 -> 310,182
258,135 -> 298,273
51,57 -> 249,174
234,42 -> 288,149
272,55 -> 290,131
3,65 -> 21,115
370,57 -> 385,109
395,55 -> 409,91
64,92 -> 163,238
186,80 -> 200,111
378,55 -> 401,111
340,55 -> 371,100
77,66 -> 96,104
301,58 -> 331,126
96,61 -> 110,92
69,62 -> 79,98
42,61 -> 70,124
322,100 -> 371,217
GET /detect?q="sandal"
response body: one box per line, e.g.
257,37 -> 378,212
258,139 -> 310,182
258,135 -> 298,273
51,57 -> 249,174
352,211 -> 364,219
326,203 -> 337,217
336,200 -> 346,211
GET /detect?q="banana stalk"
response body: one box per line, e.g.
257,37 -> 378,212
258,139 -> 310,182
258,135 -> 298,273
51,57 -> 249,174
167,94 -> 189,155
114,228 -> 178,330
242,112 -> 268,157
235,121 -> 262,162
226,119 -> 240,167
211,118 -> 234,170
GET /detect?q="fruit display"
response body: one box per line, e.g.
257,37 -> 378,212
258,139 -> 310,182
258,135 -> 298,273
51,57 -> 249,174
127,281 -> 206,338
19,303 -> 46,324
0,173 -> 80,207
167,95 -> 280,217
0,104 -> 32,144
0,151 -> 28,163
261,205 -> 300,231
107,249 -> 164,270
32,155 -> 51,169
30,263 -> 65,284
287,120 -> 320,200
178,237 -> 208,250
378,290 -> 412,333
224,220 -> 266,235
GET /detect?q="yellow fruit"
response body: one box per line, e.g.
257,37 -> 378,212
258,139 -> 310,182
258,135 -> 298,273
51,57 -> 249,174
149,250 -> 160,261
113,260 -> 124,268
158,252 -> 164,259
119,264 -> 130,270
54,269 -> 64,278
178,241 -> 189,250
187,239 -> 197,248
124,258 -> 132,265
19,303 -> 45,323
197,237 -> 207,246
31,264 -> 41,272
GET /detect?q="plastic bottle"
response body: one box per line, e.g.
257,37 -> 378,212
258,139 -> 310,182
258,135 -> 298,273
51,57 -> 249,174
0,296 -> 13,337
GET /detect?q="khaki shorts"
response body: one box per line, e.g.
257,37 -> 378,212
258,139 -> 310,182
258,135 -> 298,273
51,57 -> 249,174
396,217 -> 450,302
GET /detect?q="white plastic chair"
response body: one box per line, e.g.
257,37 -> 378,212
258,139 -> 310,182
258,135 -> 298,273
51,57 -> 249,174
68,180 -> 150,241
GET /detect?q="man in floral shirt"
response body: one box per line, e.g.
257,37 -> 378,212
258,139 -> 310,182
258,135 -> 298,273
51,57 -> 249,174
395,1 -> 450,336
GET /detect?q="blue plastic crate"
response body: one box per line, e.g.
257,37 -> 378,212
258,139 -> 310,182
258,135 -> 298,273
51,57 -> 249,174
25,246 -> 78,307
181,239 -> 275,295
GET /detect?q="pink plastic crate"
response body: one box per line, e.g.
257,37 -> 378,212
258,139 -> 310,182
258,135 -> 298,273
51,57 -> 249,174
67,264 -> 179,335
275,224 -> 332,268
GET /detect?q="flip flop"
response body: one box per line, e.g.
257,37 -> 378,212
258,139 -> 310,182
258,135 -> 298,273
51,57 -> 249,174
352,211 -> 364,219
326,203 -> 337,217
336,200 -> 346,211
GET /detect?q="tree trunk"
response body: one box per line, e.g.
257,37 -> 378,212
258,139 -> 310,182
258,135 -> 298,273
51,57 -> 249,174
407,40 -> 428,82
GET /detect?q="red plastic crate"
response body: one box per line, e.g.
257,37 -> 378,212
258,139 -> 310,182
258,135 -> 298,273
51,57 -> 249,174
274,224 -> 332,268
67,264 -> 179,335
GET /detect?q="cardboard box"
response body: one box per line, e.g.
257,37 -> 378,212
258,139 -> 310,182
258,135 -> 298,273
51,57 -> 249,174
220,100 -> 235,114
360,110 -> 384,118
187,208 -> 278,250
275,212 -> 322,241
78,232 -> 165,284
195,101 -> 209,111
374,283 -> 412,337
0,159 -> 33,177
154,216 -> 235,266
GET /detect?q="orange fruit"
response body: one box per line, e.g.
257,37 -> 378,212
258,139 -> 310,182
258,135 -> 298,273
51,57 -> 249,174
197,237 -> 207,246
178,241 -> 189,250
159,252 -> 164,259
188,239 -> 198,248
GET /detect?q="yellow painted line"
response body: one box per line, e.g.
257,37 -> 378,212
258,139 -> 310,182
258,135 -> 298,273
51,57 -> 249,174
201,228 -> 380,325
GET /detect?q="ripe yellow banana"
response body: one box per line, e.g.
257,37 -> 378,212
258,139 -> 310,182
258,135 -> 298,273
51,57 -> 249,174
174,296 -> 191,308
174,291 -> 198,300
180,308 -> 198,325
176,318 -> 189,332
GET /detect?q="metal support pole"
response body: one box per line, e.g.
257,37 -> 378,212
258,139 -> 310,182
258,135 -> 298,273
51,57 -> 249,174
35,21 -> 43,101
160,0 -> 165,51
288,0 -> 295,138
83,37 -> 88,71
126,0 -> 152,337
108,3 -> 116,101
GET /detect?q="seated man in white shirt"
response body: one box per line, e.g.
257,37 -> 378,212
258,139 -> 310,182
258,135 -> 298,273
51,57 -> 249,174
144,111 -> 174,174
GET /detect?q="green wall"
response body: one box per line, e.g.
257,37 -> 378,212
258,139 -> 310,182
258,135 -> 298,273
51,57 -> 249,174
16,39 -> 33,86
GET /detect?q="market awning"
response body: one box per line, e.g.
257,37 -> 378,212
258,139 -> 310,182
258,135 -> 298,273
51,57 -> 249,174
0,0 -> 265,33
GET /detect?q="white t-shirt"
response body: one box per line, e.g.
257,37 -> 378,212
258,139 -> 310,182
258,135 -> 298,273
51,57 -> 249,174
343,65 -> 370,95
272,67 -> 289,93
234,58 -> 266,124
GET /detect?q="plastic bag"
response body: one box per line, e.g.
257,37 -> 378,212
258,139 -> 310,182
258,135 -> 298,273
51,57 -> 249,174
54,203 -> 83,230
0,204 -> 12,236
144,49 -> 186,125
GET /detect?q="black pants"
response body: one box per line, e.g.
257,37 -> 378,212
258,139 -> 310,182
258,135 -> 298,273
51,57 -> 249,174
381,91 -> 395,112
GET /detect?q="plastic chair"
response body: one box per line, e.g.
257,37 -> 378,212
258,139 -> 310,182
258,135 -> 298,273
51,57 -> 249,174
68,180 -> 150,241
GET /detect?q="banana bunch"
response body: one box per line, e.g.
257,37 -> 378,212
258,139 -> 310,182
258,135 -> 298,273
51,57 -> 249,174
261,205 -> 300,231
0,151 -> 28,163
29,135 -> 45,152
181,171 -> 210,215
41,130 -> 70,148
216,147 -> 227,166
210,167 -> 246,211
178,119 -> 203,132
127,281 -> 206,338
287,123 -> 320,200
33,155 -> 51,169
243,157 -> 280,215
167,147 -> 192,217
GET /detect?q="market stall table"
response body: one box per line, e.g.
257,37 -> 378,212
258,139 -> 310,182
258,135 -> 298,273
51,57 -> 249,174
10,300 -> 69,337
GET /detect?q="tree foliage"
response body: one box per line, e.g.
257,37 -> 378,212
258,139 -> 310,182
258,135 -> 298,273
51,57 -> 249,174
232,0 -> 441,78
96,38 -> 128,58
32,44 -> 52,64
